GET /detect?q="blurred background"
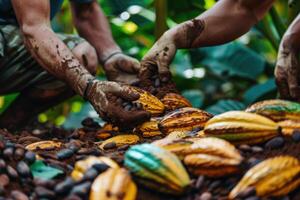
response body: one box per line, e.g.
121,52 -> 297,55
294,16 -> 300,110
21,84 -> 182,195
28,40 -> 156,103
0,0 -> 298,129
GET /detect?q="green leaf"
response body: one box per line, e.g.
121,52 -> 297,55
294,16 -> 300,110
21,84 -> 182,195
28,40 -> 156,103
182,90 -> 204,108
206,100 -> 246,115
190,42 -> 266,80
30,160 -> 64,180
243,78 -> 277,104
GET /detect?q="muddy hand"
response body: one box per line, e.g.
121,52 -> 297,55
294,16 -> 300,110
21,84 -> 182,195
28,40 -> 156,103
86,80 -> 150,126
104,52 -> 141,86
275,44 -> 300,101
140,33 -> 177,82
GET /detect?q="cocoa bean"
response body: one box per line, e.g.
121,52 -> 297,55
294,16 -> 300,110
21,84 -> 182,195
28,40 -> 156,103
92,163 -> 109,173
0,159 -> 6,172
118,145 -> 129,151
122,102 -> 129,107
195,176 -> 205,189
55,177 -> 74,195
70,182 -> 91,197
292,131 -> 300,143
251,146 -> 263,153
5,141 -> 15,148
3,147 -> 14,160
24,151 -> 36,164
265,137 -> 284,149
35,186 -> 55,199
154,78 -> 160,87
103,142 -> 117,150
199,192 -> 212,200
16,161 -> 31,178
0,174 -> 10,187
57,149 -> 74,160
34,179 -> 56,189
14,148 -> 25,161
208,180 -> 221,191
124,105 -> 132,111
239,144 -> 251,152
6,165 -> 18,179
82,168 -> 98,181
18,136 -> 41,145
247,157 -> 262,167
11,190 -> 29,200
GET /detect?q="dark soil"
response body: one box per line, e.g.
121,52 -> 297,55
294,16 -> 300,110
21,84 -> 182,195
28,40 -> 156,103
0,120 -> 300,200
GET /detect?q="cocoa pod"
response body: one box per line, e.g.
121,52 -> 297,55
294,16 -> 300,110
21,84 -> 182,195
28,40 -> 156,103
124,143 -> 190,195
159,107 -> 213,134
203,111 -> 280,145
89,168 -> 137,200
25,140 -> 62,151
229,156 -> 300,199
161,93 -> 192,111
134,118 -> 162,138
277,120 -> 300,136
246,99 -> 300,121
99,135 -> 140,150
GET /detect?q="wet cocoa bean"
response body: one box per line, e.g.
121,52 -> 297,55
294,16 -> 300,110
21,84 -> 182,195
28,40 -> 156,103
11,190 -> 29,200
103,142 -> 117,150
92,163 -> 109,173
195,176 -> 205,189
3,147 -> 14,160
292,131 -> 300,143
70,182 -> 91,197
34,179 -> 56,189
122,102 -> 129,107
265,137 -> 284,149
16,161 -> 31,178
82,168 -> 98,181
251,146 -> 263,153
24,151 -> 36,164
57,149 -> 74,160
239,144 -> 251,152
6,165 -> 18,179
55,177 -> 75,195
0,159 -> 6,172
14,148 -> 25,161
0,174 -> 10,187
35,186 -> 55,199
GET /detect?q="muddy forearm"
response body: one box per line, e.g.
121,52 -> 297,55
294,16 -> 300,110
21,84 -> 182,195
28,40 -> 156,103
71,1 -> 120,63
281,14 -> 300,52
168,0 -> 274,49
22,25 -> 94,96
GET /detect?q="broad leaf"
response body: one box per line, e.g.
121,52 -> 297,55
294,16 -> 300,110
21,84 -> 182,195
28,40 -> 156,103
206,100 -> 246,115
190,42 -> 266,80
30,160 -> 64,180
182,89 -> 204,108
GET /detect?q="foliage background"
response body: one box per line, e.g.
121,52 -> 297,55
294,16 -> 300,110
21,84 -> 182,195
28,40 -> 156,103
0,0 -> 299,128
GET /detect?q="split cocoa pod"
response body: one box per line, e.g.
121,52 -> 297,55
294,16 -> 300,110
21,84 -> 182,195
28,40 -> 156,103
71,156 -> 119,181
203,111 -> 280,145
26,140 -> 62,151
161,93 -> 192,111
154,137 -> 243,177
229,156 -> 300,199
159,107 -> 213,134
99,135 -> 140,150
124,143 -> 190,195
246,99 -> 300,122
131,87 -> 165,116
90,168 -> 137,200
134,117 -> 162,138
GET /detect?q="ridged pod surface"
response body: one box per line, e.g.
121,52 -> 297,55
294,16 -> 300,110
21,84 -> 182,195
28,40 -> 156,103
134,118 -> 162,138
155,137 -> 243,177
25,140 -> 62,151
71,156 -> 119,181
161,93 -> 192,111
159,107 -> 213,134
132,87 -> 165,116
124,143 -> 190,194
278,120 -> 300,136
204,111 -> 280,145
229,156 -> 300,199
89,168 -> 137,200
246,99 -> 300,121
99,135 -> 140,150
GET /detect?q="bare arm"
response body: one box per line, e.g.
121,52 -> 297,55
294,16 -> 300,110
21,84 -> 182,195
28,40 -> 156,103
70,0 -> 120,62
275,14 -> 300,100
141,0 -> 275,80
12,0 -> 93,96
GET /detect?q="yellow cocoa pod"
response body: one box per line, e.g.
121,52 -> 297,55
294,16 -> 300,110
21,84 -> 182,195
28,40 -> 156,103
278,120 -> 300,136
246,99 -> 300,121
89,168 -> 137,200
161,93 -> 192,111
132,87 -> 165,116
25,140 -> 62,151
99,135 -> 140,150
204,111 -> 280,145
159,107 -> 213,134
71,156 -> 119,181
134,117 -> 162,138
229,156 -> 300,199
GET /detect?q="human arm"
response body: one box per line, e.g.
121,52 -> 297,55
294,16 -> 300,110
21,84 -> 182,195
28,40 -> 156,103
11,0 -> 150,125
275,14 -> 300,100
141,0 -> 275,80
70,0 -> 141,85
